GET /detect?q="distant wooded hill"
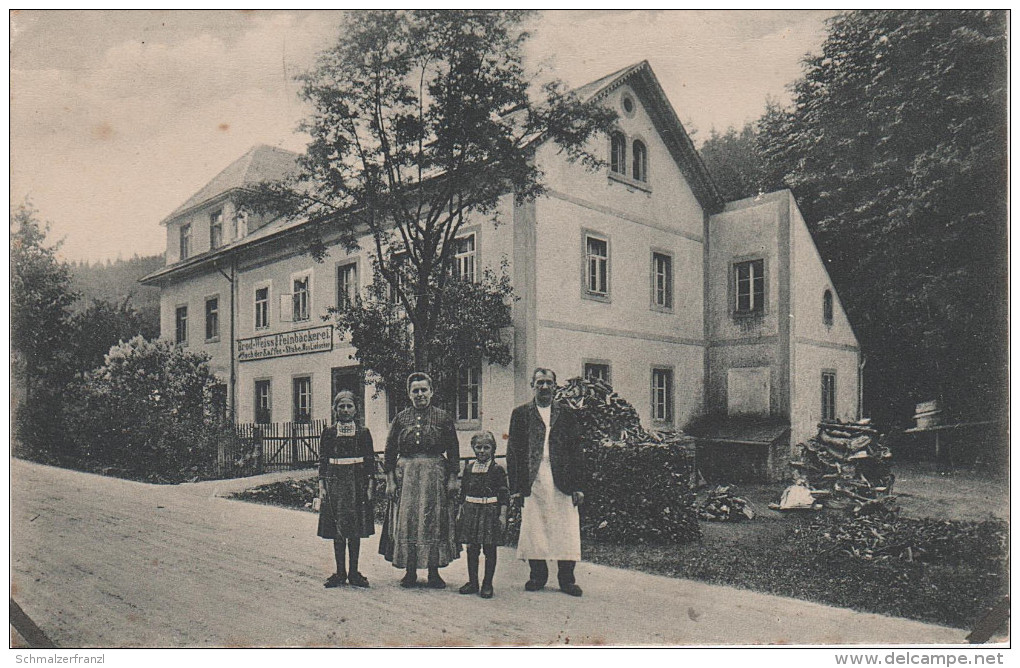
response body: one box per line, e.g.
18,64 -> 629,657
68,255 -> 162,330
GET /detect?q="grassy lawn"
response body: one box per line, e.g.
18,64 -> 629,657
583,503 -> 1006,630
231,467 -> 1007,631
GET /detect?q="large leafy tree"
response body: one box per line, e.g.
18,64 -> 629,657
697,122 -> 764,202
11,203 -> 79,394
245,10 -> 615,398
11,203 -> 81,458
11,204 -> 164,461
65,298 -> 160,378
756,10 -> 1007,423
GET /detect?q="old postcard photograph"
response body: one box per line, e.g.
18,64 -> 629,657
9,9 -> 1010,656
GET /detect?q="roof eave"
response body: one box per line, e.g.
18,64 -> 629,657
158,189 -> 239,227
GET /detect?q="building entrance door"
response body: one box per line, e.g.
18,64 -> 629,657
331,366 -> 366,426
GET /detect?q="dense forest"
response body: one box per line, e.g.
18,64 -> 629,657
67,254 -> 163,332
698,10 -> 1007,426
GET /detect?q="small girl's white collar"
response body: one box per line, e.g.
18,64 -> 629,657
471,459 -> 492,474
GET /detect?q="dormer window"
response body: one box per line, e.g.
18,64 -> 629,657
180,223 -> 192,260
610,132 -> 627,175
210,210 -> 223,249
235,210 -> 248,241
632,140 -> 648,182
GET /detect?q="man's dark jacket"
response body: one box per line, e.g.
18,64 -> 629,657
507,400 -> 583,498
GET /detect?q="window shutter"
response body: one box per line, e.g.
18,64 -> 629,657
279,294 -> 293,322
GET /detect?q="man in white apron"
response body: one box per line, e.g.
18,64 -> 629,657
507,368 -> 585,596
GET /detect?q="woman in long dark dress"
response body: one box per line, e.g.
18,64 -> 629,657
379,372 -> 460,589
317,390 -> 375,588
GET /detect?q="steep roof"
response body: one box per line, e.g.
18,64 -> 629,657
574,60 -> 723,210
160,144 -> 300,225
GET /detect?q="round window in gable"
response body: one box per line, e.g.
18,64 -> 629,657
621,94 -> 635,116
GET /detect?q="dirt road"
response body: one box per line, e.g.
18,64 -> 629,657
10,459 -> 965,647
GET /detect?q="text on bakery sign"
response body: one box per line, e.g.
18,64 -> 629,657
238,325 -> 333,362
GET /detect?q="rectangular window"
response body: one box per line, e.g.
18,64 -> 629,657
292,275 -> 310,321
651,367 -> 674,423
456,365 -> 481,422
735,259 -> 765,314
337,262 -> 358,309
204,296 -> 219,341
209,210 -> 223,249
584,234 -> 609,298
822,371 -> 836,422
388,252 -> 407,304
584,362 -> 611,384
254,380 -> 272,424
293,376 -> 312,423
254,286 -> 269,329
180,223 -> 191,260
235,210 -> 248,241
652,252 -> 673,310
175,305 -> 188,344
453,233 -> 476,282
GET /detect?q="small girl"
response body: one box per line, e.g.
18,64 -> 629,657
316,390 -> 375,588
455,431 -> 509,599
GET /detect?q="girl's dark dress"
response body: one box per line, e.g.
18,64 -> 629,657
455,461 -> 509,546
317,424 -> 375,540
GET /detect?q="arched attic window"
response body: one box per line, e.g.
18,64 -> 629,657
632,140 -> 648,182
610,132 -> 626,175
823,289 -> 834,326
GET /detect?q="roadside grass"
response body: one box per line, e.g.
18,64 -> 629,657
583,512 -> 1007,630
230,475 -> 1008,630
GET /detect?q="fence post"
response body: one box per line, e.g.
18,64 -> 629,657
254,426 -> 264,475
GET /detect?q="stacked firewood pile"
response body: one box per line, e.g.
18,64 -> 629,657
551,377 -> 701,544
791,420 -> 895,512
697,485 -> 755,521
556,376 -> 648,444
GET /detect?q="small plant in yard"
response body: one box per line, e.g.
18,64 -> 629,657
232,475 -> 389,523
233,479 -> 320,509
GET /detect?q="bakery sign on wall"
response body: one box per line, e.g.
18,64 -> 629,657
238,325 -> 333,362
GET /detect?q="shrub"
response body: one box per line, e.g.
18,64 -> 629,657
66,336 -> 231,483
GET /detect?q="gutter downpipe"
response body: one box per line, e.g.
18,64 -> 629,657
213,257 -> 236,422
858,353 -> 867,419
230,257 -> 236,421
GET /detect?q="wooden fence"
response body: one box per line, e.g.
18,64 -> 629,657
217,421 -> 509,480
219,419 -> 328,478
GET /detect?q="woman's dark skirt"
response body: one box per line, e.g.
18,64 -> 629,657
378,455 -> 460,568
317,462 -> 374,540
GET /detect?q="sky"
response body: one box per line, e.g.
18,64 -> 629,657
10,10 -> 837,263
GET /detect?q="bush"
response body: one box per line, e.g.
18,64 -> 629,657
65,336 -> 231,483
